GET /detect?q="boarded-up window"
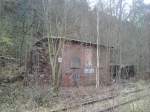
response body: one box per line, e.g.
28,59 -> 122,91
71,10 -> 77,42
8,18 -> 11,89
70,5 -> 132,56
70,57 -> 81,69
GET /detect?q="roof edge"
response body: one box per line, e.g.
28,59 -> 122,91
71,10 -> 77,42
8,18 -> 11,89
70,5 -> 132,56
34,36 -> 113,48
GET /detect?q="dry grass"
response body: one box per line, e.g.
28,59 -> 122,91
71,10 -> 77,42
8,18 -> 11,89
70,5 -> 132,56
0,79 -> 150,112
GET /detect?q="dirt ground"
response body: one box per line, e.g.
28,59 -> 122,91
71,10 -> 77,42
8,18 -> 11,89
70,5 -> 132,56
0,80 -> 150,112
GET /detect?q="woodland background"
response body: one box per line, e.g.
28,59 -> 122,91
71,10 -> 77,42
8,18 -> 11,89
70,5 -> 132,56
0,0 -> 150,74
0,0 -> 150,112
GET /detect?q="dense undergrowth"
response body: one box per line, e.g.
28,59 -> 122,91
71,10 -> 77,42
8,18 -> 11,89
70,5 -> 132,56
0,80 -> 150,112
0,82 -> 57,112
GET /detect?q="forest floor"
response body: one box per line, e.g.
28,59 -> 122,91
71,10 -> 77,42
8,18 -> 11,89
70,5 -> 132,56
0,79 -> 150,112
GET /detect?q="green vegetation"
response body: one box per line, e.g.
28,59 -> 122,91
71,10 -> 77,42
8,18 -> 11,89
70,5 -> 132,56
0,0 -> 150,111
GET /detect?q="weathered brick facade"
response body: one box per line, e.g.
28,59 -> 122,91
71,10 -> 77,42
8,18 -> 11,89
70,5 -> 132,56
26,38 -> 112,87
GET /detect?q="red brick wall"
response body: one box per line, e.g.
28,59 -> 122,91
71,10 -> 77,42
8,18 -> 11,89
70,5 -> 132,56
61,42 -> 111,86
27,41 -> 112,87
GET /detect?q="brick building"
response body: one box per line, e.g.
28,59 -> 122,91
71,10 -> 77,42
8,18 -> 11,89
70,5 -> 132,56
26,37 -> 113,86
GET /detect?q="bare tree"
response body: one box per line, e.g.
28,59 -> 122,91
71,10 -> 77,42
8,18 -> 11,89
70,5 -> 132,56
96,0 -> 100,88
42,0 -> 66,93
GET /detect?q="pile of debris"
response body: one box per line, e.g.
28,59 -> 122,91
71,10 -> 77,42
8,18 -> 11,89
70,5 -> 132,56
26,41 -> 52,86
0,56 -> 24,84
0,56 -> 16,67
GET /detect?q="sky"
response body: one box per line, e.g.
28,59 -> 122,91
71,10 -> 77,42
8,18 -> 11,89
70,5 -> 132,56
144,0 -> 150,4
88,0 -> 150,7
